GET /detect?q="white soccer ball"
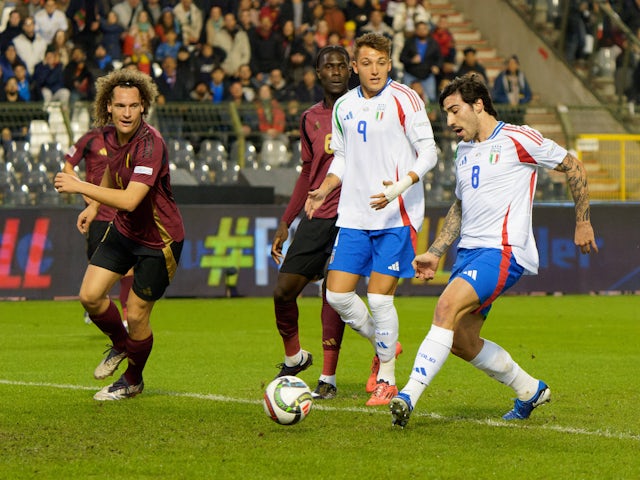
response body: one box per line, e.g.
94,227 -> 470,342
263,375 -> 313,425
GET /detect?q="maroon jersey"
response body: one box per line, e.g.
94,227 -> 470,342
65,128 -> 117,222
103,121 -> 185,250
281,100 -> 341,226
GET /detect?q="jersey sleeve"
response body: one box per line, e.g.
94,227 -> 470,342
404,95 -> 438,178
507,125 -> 567,168
65,131 -> 92,167
281,111 -> 312,225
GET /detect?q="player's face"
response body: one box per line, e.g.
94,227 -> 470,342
108,86 -> 144,144
353,46 -> 391,98
316,51 -> 350,97
442,92 -> 481,142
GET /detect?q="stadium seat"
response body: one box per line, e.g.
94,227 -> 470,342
3,185 -> 30,206
290,139 -> 301,167
230,140 -> 259,170
198,138 -> 228,167
39,142 -> 65,174
29,120 -> 54,157
260,138 -> 290,168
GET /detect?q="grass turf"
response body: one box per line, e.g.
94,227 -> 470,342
0,296 -> 638,479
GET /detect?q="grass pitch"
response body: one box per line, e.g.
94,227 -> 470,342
0,295 -> 638,479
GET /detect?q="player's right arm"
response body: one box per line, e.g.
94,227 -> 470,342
305,172 -> 341,219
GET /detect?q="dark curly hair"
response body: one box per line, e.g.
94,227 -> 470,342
439,73 -> 498,118
93,69 -> 159,127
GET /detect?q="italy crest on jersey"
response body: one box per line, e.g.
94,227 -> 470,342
375,104 -> 386,121
489,144 -> 501,164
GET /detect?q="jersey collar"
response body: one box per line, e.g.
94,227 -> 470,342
357,78 -> 392,98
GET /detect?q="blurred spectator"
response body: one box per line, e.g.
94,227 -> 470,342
209,65 -> 230,102
286,27 -> 316,84
49,29 -> 72,67
323,0 -> 346,37
260,0 -> 281,30
237,63 -> 259,101
284,98 -> 300,136
456,46 -> 488,85
155,8 -> 181,44
491,55 -> 532,125
237,2 -> 259,32
66,0 -> 102,56
33,47 -> 70,108
280,19 -> 296,60
87,43 -> 115,79
215,12 -> 251,77
228,79 -> 250,104
400,21 -> 442,102
155,28 -> 183,62
12,16 -> 48,76
204,5 -> 225,44
0,76 -> 23,102
620,0 -> 640,33
195,43 -> 222,83
63,46 -> 94,104
315,20 -> 330,47
177,45 -> 198,93
294,65 -> 323,103
255,83 -> 286,139
0,44 -> 27,79
431,15 -> 456,64
100,11 -> 125,61
0,10 -> 24,54
173,0 -> 204,48
147,0 -> 163,25
190,80 -> 213,101
156,56 -> 192,103
279,0 -> 313,35
267,67 -> 294,102
248,14 -> 283,81
34,0 -> 68,44
391,0 -> 430,73
19,0 -> 44,19
361,9 -> 393,38
123,10 -> 155,74
345,0 -> 374,35
13,64 -> 34,101
565,1 -> 594,65
112,0 -> 146,30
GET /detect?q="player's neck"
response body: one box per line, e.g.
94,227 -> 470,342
476,117 -> 499,143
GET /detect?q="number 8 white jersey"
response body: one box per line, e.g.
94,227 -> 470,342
329,79 -> 438,231
455,121 -> 567,274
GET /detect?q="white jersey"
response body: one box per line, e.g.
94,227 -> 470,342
455,121 -> 567,274
329,79 -> 438,231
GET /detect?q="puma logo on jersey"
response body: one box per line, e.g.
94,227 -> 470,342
388,261 -> 400,272
462,269 -> 477,280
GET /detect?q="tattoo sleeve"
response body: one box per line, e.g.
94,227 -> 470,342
427,199 -> 462,257
554,153 -> 591,222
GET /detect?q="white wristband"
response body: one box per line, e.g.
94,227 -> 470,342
383,175 -> 414,202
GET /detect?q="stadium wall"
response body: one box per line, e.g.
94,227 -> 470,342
0,204 -> 637,300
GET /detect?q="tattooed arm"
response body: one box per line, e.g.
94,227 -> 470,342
412,199 -> 462,280
554,153 -> 599,254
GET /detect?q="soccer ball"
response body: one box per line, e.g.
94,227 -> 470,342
263,375 -> 313,425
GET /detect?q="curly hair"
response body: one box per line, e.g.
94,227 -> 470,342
439,73 -> 498,118
354,33 -> 391,60
93,69 -> 159,127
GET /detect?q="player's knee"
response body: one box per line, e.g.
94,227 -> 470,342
325,289 -> 355,317
273,284 -> 297,303
367,292 -> 394,317
433,296 -> 459,329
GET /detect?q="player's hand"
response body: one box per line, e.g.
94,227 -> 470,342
412,252 -> 439,280
575,221 -> 599,254
54,172 -> 82,194
305,189 -> 326,219
271,221 -> 289,264
370,180 -> 392,210
76,204 -> 98,234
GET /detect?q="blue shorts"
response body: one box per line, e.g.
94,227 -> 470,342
328,226 -> 416,278
450,248 -> 524,317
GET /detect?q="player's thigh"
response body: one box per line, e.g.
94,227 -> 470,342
326,270 -> 361,293
433,277 -> 481,329
132,241 -> 183,302
86,220 -> 110,261
274,272 -> 311,301
328,228 -> 373,277
79,264 -> 122,303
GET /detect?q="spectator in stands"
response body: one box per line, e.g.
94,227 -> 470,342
123,10 -> 155,75
400,21 -> 442,102
176,45 -> 198,94
227,79 -> 251,105
112,0 -> 145,30
50,29 -> 72,68
280,19 -> 296,60
456,46 -> 488,85
173,0 -> 204,48
215,12 -> 251,77
431,15 -> 456,64
255,83 -> 286,140
322,0 -> 346,37
237,1 -> 259,32
621,0 -> 640,33
208,65 -> 230,102
315,20 -> 330,48
12,16 -> 48,76
345,0 -> 374,35
267,67 -> 293,102
0,44 -> 26,79
155,27 -> 182,62
287,27 -> 317,84
565,0 -> 593,65
33,47 -> 71,108
237,63 -> 258,101
156,55 -> 192,103
155,8 -> 181,44
0,10 -> 24,54
295,65 -> 323,103
100,11 -> 126,61
279,0 -> 313,35
491,55 -> 532,125
0,76 -> 23,102
204,5 -> 225,44
248,14 -> 283,82
87,43 -> 115,80
34,0 -> 68,44
13,64 -> 34,101
361,9 -> 394,39
194,43 -> 221,83
190,80 -> 213,101
17,0 -> 44,19
146,0 -> 163,26
260,0 -> 282,30
391,0 -> 430,73
64,46 -> 94,105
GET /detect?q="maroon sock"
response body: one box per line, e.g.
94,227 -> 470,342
119,275 -> 133,310
321,293 -> 345,376
124,334 -> 153,385
274,299 -> 300,356
90,300 -> 128,352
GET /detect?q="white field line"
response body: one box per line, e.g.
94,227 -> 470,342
1,379 -> 638,442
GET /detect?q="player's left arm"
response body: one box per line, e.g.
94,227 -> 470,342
554,152 -> 598,254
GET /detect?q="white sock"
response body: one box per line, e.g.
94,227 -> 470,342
377,357 -> 396,386
326,290 -> 376,347
368,293 -> 399,363
402,325 -> 453,406
469,339 -> 539,401
285,349 -> 305,367
319,374 -> 336,387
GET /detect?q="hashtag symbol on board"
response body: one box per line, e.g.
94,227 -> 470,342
200,217 -> 254,286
